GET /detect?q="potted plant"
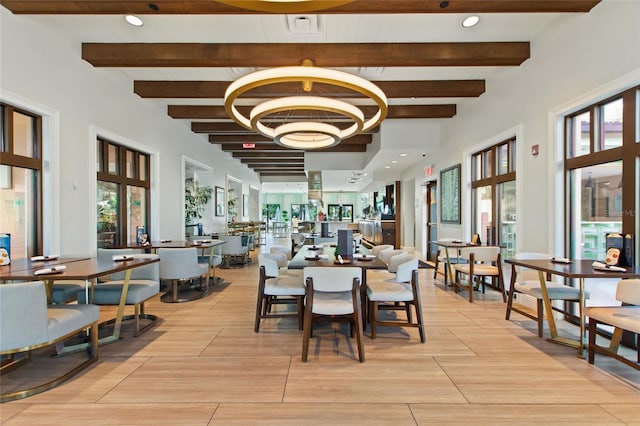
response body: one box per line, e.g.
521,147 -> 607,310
185,178 -> 213,226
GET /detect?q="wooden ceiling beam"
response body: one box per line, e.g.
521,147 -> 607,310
232,152 -> 304,159
240,157 -> 303,163
3,1 -> 601,15
145,80 -> 485,99
84,43 -> 529,67
172,104 -> 455,120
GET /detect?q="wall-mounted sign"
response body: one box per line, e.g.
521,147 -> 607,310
242,143 -> 255,149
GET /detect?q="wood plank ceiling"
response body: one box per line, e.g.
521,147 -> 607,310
1,0 -> 601,178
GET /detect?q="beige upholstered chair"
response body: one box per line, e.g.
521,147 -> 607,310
302,267 -> 364,362
432,238 -> 461,280
0,281 -> 99,402
255,253 -> 305,332
366,254 -> 425,342
220,235 -> 250,267
269,247 -> 302,278
586,279 -> 640,370
291,232 -> 305,257
157,247 -> 208,302
505,252 -> 585,337
371,244 -> 393,258
453,246 -> 505,303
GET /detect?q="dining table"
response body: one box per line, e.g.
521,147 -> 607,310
0,256 -> 160,354
289,244 -> 390,324
504,257 -> 640,357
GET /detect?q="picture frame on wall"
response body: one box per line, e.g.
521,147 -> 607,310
440,163 -> 461,224
243,194 -> 249,216
215,186 -> 225,217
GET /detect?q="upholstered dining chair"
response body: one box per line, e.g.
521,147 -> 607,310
379,247 -> 406,265
302,267 -> 364,362
371,244 -> 393,258
157,247 -> 208,303
77,248 -> 161,335
255,253 -> 306,332
366,254 -> 425,342
269,247 -> 302,277
586,279 -> 639,370
505,252 -> 586,337
453,246 -> 505,303
290,232 -> 305,257
1,281 -> 99,402
432,238 -> 462,280
220,235 -> 250,267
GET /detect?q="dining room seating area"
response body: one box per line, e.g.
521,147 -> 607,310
2,236 -> 639,424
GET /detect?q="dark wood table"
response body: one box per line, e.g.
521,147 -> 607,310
430,240 -> 474,286
504,258 -> 640,357
0,256 -> 160,353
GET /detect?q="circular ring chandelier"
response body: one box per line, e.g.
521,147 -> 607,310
224,64 -> 388,149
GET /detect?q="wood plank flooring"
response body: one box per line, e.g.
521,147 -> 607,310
2,240 -> 639,425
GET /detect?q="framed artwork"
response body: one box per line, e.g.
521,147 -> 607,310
243,194 -> 249,216
215,186 -> 225,217
440,163 -> 461,224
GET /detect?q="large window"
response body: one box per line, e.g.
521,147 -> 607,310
96,138 -> 150,248
0,103 -> 42,259
471,138 -> 517,258
565,86 -> 639,306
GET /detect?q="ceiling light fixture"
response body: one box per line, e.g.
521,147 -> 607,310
225,60 -> 387,150
216,1 -> 355,13
462,15 -> 480,28
124,15 -> 143,27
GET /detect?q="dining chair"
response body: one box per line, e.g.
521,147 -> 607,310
1,281 -> 99,402
196,242 -> 223,286
157,247 -> 209,303
505,252 -> 586,337
220,234 -> 250,267
586,279 -> 640,370
366,254 -> 425,342
371,244 -> 393,258
291,232 -> 305,257
269,247 -> 302,277
302,267 -> 364,362
255,253 -> 305,332
453,246 -> 505,303
77,248 -> 161,335
379,247 -> 406,265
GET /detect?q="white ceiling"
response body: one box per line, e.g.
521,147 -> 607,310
30,10 -> 577,192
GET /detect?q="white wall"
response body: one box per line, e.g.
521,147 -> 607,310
0,9 -> 260,255
404,0 -> 639,258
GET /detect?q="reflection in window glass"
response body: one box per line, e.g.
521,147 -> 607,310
126,150 -> 134,178
97,181 -> 119,248
569,111 -> 590,157
127,186 -> 146,244
139,155 -> 146,181
0,166 -> 38,259
602,98 -> 623,150
569,161 -> 622,260
497,144 -> 508,175
108,144 -> 118,175
482,150 -> 492,179
12,111 -> 35,158
473,185 -> 492,243
497,181 -> 516,259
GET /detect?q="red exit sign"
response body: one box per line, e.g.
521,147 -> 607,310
242,143 -> 255,149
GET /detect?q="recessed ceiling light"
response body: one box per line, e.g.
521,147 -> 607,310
125,15 -> 144,27
462,15 -> 480,28
385,166 -> 391,169
391,160 -> 398,164
400,153 -> 407,157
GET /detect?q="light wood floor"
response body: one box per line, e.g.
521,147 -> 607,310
2,239 -> 639,425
